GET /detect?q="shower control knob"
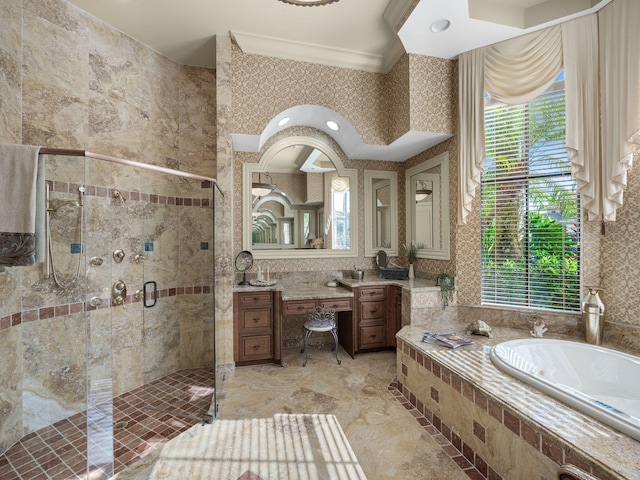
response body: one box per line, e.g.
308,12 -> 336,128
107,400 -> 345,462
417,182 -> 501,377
113,249 -> 125,263
89,257 -> 104,266
112,280 -> 127,308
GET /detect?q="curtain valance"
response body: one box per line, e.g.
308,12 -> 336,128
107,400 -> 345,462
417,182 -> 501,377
458,0 -> 639,225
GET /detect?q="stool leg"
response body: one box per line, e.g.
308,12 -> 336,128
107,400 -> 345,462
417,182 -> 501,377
302,328 -> 312,367
330,327 -> 341,365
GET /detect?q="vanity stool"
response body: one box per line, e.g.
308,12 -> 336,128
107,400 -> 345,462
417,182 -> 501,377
301,307 -> 341,367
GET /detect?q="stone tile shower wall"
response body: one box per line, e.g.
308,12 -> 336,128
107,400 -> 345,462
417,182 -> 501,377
0,153 -> 215,455
0,0 -> 216,456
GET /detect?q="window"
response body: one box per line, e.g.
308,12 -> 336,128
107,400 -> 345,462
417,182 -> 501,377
481,72 -> 580,312
330,175 -> 350,249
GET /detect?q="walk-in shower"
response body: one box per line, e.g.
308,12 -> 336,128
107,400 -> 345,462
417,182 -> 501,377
0,149 -> 221,479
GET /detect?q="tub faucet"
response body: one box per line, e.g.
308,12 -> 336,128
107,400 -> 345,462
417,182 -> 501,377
530,318 -> 547,338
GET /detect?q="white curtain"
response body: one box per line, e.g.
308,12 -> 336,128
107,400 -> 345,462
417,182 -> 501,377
562,15 -> 600,221
457,7 -> 636,225
599,0 -> 640,221
458,27 -> 563,224
484,26 -> 562,106
457,48 -> 485,225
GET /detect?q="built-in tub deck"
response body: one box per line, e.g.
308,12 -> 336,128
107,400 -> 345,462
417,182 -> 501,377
396,323 -> 640,480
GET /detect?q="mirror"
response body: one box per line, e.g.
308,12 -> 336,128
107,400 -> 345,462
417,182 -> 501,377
375,250 -> 388,269
405,152 -> 450,260
243,136 -> 358,259
364,170 -> 398,257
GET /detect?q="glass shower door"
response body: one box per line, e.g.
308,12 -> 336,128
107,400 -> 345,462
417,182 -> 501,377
140,174 -> 216,431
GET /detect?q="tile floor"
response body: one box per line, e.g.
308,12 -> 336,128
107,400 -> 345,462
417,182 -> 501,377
0,368 -> 214,480
216,346 -> 483,480
3,346 -> 493,480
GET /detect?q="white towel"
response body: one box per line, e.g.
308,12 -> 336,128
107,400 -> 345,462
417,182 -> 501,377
0,143 -> 42,267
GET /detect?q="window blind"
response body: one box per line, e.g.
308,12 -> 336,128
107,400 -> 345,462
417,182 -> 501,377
481,76 -> 581,312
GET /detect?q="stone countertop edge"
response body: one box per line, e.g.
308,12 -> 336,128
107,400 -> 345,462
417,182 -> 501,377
233,276 -> 440,295
338,276 -> 439,291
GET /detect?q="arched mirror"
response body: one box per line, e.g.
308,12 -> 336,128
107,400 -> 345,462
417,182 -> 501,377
243,136 -> 358,259
364,170 -> 398,257
405,152 -> 450,260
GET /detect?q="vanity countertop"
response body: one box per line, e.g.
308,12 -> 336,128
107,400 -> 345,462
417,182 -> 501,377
338,276 -> 439,291
233,283 -> 283,293
233,277 -> 440,296
281,286 -> 353,302
233,283 -> 354,301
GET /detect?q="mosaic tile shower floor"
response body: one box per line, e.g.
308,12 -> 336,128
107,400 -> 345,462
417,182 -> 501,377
0,368 -> 214,480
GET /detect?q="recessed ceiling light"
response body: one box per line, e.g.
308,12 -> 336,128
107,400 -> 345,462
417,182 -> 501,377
430,19 -> 451,33
326,120 -> 340,131
277,117 -> 290,126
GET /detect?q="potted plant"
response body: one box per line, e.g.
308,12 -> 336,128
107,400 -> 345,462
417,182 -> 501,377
436,273 -> 455,309
403,242 -> 423,279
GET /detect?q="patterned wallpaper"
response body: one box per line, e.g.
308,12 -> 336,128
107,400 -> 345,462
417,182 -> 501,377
231,43 -> 457,276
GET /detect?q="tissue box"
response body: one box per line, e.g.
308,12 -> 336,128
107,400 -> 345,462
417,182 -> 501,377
380,267 -> 409,279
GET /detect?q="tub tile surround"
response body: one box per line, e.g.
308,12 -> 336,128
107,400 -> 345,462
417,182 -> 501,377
396,324 -> 640,480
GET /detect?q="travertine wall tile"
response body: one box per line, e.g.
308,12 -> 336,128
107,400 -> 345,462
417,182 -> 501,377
0,0 -> 23,143
0,0 -> 217,454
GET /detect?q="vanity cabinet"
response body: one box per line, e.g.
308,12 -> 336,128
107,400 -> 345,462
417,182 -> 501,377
349,285 -> 401,354
233,290 -> 281,366
358,286 -> 388,350
393,286 -> 403,347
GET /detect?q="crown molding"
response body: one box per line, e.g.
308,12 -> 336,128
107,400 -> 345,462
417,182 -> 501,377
231,30 -> 389,73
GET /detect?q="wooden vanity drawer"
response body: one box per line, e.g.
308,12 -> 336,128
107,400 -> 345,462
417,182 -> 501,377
319,298 -> 352,312
283,301 -> 317,315
241,309 -> 272,330
240,335 -> 272,360
358,287 -> 386,301
360,301 -> 385,321
360,325 -> 386,348
238,291 -> 272,308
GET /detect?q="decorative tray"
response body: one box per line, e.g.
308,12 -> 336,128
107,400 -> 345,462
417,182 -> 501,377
249,279 -> 277,287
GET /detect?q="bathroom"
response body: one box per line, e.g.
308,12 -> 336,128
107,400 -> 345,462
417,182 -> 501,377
1,0 -> 640,478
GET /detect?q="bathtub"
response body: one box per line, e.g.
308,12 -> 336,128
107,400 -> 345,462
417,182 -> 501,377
490,338 -> 640,442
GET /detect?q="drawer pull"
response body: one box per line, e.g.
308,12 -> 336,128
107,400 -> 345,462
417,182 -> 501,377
297,306 -> 305,310
253,345 -> 261,350
252,317 -> 260,323
370,308 -> 377,314
253,297 -> 261,302
369,335 -> 377,339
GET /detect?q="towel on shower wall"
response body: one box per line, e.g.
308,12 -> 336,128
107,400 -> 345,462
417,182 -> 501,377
0,143 -> 42,267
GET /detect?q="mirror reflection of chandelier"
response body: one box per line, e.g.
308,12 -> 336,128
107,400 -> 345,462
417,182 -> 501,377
415,180 -> 432,202
278,0 -> 339,5
252,172 -> 276,197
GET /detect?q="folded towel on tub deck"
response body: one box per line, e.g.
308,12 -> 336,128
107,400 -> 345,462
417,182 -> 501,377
0,143 -> 42,267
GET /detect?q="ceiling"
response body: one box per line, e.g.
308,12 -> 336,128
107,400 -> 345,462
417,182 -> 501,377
65,0 -> 611,161
65,0 -> 611,71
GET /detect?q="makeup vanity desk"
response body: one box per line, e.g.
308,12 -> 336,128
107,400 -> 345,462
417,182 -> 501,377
233,278 -> 438,366
233,284 -> 354,366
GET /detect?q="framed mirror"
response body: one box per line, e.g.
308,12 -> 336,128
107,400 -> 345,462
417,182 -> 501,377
405,152 -> 450,260
243,136 -> 358,259
364,170 -> 398,257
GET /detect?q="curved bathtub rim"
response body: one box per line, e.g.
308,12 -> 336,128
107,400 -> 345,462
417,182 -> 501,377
489,338 -> 640,443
